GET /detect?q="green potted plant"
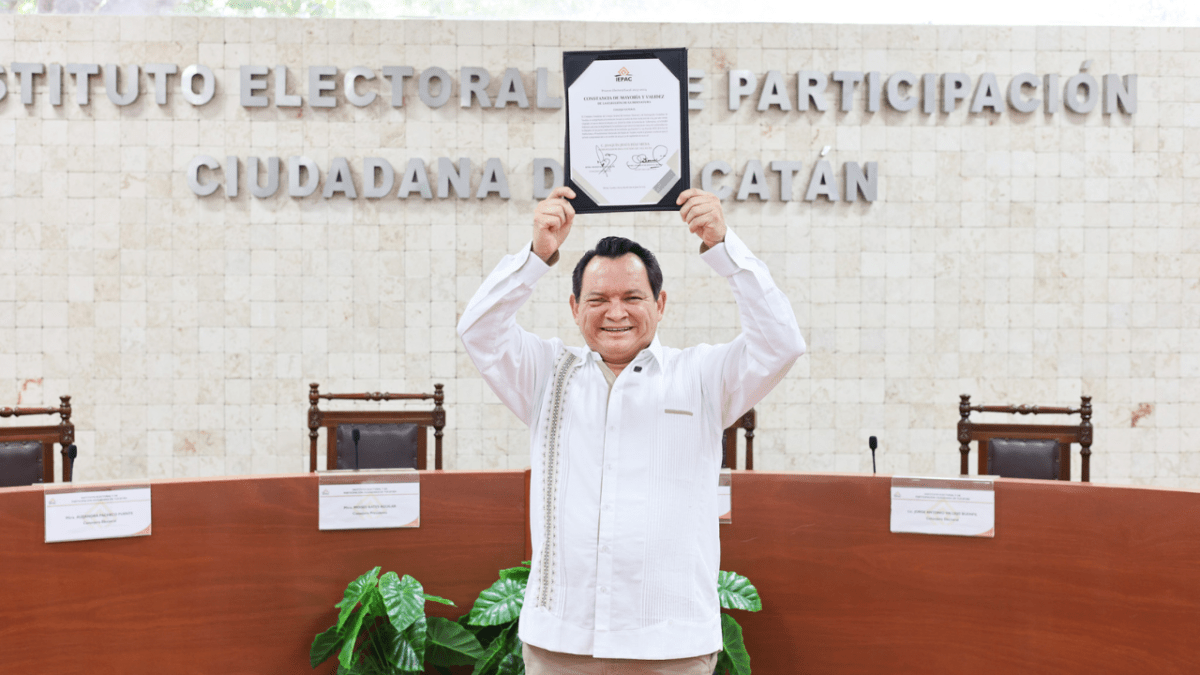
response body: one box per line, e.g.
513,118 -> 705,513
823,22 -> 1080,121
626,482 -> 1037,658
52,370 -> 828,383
460,561 -> 531,675
456,563 -> 762,675
310,567 -> 486,674
714,570 -> 762,675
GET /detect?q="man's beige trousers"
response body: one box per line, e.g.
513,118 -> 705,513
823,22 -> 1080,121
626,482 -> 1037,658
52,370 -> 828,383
522,644 -> 719,675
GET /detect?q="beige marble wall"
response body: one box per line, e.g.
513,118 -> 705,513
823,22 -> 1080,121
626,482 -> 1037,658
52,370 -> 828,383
1,17 -> 1197,488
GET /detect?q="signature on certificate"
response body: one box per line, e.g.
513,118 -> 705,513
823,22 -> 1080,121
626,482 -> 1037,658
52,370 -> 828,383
627,145 -> 667,170
591,147 -> 617,175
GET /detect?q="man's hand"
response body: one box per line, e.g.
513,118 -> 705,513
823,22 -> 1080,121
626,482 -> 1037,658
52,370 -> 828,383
532,186 -> 576,263
677,188 -> 726,250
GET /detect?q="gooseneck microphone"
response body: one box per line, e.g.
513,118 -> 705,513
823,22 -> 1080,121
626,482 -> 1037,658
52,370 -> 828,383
869,436 -> 877,475
67,444 -> 78,475
352,428 -> 361,471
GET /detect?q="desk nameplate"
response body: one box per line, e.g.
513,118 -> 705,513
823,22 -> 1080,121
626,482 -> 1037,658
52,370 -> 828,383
890,475 -> 995,538
318,469 -> 420,531
44,483 -> 153,544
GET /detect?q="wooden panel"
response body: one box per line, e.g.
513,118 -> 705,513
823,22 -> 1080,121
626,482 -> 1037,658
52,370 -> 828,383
721,473 -> 1200,675
1,471 -> 1198,674
0,472 -> 526,674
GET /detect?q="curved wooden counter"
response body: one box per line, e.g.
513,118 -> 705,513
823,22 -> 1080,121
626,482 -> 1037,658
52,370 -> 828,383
0,472 -> 1196,674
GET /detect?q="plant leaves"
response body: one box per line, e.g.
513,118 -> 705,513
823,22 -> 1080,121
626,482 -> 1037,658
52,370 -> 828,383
719,613 -> 752,675
496,653 -> 524,675
337,567 -> 382,631
467,577 -> 526,626
401,615 -> 428,669
717,570 -> 762,612
423,592 -> 456,606
426,616 -> 487,666
337,605 -> 369,670
496,625 -> 524,675
379,572 -> 425,634
498,566 -> 530,583
372,616 -> 425,674
471,622 -> 515,675
310,624 -> 343,668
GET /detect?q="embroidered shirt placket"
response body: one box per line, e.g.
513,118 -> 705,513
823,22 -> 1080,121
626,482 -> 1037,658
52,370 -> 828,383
537,351 -> 578,610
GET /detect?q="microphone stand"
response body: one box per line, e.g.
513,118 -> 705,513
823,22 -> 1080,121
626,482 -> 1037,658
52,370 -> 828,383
352,428 -> 361,471
869,436 -> 877,475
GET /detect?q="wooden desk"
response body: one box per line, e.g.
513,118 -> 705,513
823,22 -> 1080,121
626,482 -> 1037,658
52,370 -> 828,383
0,472 -> 527,674
1,472 -> 1197,674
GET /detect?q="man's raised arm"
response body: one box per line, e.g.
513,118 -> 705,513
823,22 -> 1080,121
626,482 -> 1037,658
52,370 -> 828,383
677,188 -> 807,428
456,187 -> 577,425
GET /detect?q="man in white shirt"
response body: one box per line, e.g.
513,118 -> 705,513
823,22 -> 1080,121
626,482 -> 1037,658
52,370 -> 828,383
457,186 -> 805,674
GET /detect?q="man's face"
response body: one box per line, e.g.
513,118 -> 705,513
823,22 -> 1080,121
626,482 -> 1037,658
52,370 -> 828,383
569,253 -> 666,369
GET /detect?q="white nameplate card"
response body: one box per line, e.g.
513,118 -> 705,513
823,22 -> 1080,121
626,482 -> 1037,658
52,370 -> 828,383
717,469 -> 732,524
890,476 -> 995,538
318,469 -> 420,531
44,484 -> 153,544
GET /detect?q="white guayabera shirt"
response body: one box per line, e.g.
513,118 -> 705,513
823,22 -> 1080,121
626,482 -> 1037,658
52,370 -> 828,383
457,229 -> 805,660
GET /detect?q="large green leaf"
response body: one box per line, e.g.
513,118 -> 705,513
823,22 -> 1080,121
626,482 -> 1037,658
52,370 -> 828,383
371,617 -> 424,674
717,571 -> 762,612
379,572 -> 425,634
719,613 -> 752,675
337,605 -> 369,670
310,624 -> 343,668
401,615 -> 428,670
471,622 -> 515,675
498,566 -> 530,583
423,592 -> 456,606
337,567 -> 382,631
426,616 -> 487,666
467,578 -> 526,626
496,653 -> 524,675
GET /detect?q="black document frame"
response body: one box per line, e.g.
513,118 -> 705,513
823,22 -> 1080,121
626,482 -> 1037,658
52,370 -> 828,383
562,48 -> 690,214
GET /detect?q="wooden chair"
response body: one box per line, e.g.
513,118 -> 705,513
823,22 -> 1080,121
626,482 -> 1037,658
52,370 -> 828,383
957,394 -> 1093,482
722,408 -> 756,470
0,396 -> 76,487
308,383 -> 445,472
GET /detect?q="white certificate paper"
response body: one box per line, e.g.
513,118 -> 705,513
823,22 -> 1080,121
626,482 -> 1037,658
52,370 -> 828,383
890,476 -> 995,538
318,472 -> 420,531
44,485 -> 152,543
567,57 -> 682,207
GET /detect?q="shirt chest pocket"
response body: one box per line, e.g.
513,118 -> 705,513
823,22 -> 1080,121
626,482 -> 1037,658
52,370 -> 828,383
654,392 -> 709,478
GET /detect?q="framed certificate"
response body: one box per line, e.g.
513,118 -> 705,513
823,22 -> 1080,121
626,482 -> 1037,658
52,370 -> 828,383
563,48 -> 690,213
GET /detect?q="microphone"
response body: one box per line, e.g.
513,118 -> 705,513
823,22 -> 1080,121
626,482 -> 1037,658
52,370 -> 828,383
868,436 -> 877,475
352,428 -> 361,471
67,444 -> 77,477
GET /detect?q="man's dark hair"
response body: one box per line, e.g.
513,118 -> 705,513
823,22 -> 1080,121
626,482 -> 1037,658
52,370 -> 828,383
572,236 -> 663,300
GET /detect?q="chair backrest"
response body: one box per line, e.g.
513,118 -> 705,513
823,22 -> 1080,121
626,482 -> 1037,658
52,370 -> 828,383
957,394 -> 1093,482
722,408 -> 756,470
308,384 -> 445,472
0,396 -> 76,487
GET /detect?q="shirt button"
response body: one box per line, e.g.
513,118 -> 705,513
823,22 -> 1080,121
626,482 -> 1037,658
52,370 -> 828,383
605,464 -> 613,471
601,545 -> 609,552
602,504 -> 610,511
600,586 -> 607,593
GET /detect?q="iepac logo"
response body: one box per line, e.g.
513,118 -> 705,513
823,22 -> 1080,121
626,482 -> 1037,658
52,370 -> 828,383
615,67 -> 632,82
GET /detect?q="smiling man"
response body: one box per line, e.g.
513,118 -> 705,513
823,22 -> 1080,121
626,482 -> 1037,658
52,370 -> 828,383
457,186 -> 805,674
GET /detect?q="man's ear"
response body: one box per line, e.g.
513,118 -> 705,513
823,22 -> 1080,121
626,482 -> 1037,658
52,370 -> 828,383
656,290 -> 667,316
569,294 -> 580,322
